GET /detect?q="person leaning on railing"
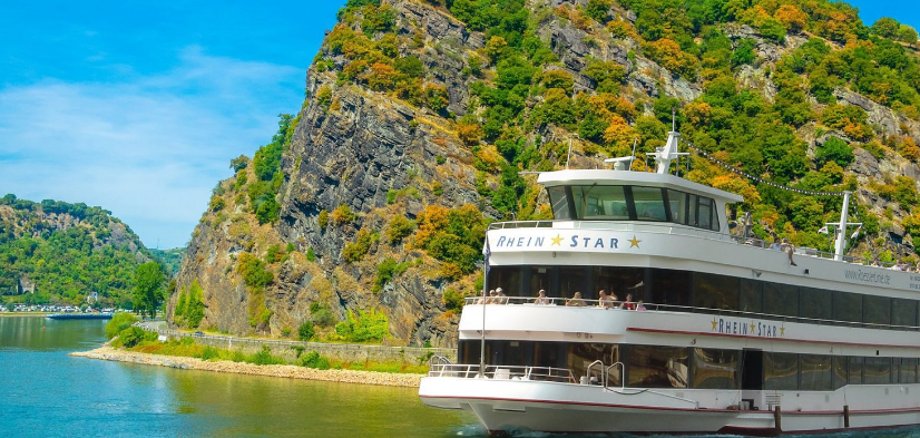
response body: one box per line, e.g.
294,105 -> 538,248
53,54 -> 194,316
565,291 -> 586,307
533,289 -> 551,305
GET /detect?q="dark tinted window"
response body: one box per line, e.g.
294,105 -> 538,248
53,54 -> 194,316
832,356 -> 848,389
698,197 -> 715,230
892,298 -> 918,327
900,358 -> 918,384
691,348 -> 739,389
848,357 -> 863,384
627,346 -> 689,388
739,279 -> 763,313
800,287 -> 833,321
864,357 -> 892,384
693,272 -> 739,310
834,292 -> 862,323
863,295 -> 891,326
764,283 -> 798,317
667,190 -> 687,224
764,352 -> 798,390
800,355 -> 833,390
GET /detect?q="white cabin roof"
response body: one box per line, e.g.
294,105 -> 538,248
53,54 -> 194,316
537,169 -> 744,204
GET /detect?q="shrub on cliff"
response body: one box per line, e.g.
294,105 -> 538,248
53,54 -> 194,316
237,253 -> 273,291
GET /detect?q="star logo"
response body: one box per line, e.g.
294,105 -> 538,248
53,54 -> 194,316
551,234 -> 563,246
711,318 -> 717,331
629,235 -> 641,248
780,325 -> 786,336
749,322 -> 756,333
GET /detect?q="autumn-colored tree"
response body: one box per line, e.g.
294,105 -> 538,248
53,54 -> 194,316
775,4 -> 807,34
362,62 -> 399,91
603,114 -> 638,153
456,121 -> 483,146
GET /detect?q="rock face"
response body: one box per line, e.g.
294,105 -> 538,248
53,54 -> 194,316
172,0 -> 920,347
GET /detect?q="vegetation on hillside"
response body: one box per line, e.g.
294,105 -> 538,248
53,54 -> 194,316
0,195 -> 154,308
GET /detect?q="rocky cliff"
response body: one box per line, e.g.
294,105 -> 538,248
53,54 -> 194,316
172,0 -> 920,346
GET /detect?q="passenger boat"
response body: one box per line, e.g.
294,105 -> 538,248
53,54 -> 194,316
418,128 -> 920,435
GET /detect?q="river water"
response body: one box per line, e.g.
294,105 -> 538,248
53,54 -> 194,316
0,316 -> 478,437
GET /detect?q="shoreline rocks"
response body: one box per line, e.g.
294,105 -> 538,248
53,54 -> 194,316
71,346 -> 424,388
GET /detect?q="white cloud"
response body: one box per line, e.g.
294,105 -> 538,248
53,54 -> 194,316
0,47 -> 303,248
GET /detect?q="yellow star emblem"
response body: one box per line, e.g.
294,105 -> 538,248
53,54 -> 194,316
749,322 -> 756,333
629,235 -> 641,248
779,325 -> 785,336
551,234 -> 563,246
711,318 -> 718,331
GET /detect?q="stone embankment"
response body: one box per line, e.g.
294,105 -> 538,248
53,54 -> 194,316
71,346 -> 424,388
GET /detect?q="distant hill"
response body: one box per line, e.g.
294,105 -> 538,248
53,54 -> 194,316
0,194 -> 151,307
173,0 -> 920,346
149,248 -> 185,278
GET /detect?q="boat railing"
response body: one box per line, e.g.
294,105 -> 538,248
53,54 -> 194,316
427,363 -> 575,383
584,360 -> 605,386
488,220 -> 554,230
605,362 -> 624,390
461,296 -> 920,331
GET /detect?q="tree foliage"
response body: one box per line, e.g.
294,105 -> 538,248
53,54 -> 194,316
133,262 -> 166,318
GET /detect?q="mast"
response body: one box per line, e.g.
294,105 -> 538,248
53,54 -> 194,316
653,111 -> 688,175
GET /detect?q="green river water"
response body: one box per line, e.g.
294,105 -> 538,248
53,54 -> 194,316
0,316 -> 477,437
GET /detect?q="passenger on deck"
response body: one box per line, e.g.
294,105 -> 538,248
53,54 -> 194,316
565,291 -> 586,307
495,287 -> 509,304
598,289 -> 613,308
779,238 -> 797,266
534,289 -> 551,305
623,293 -> 636,310
610,291 -> 621,309
478,290 -> 494,304
636,300 -> 647,311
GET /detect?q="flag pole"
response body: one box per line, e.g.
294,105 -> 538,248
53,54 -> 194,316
480,235 -> 490,377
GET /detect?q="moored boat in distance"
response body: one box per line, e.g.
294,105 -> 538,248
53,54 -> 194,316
46,312 -> 114,320
419,128 -> 920,435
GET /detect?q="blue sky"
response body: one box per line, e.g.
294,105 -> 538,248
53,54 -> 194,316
0,1 -> 916,249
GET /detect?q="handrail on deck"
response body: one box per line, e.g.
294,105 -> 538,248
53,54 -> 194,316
427,363 -> 575,383
605,362 -> 624,390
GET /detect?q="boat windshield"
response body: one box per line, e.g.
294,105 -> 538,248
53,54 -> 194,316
547,185 -> 719,231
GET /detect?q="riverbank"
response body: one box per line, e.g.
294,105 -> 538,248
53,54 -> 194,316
0,312 -> 49,317
71,346 -> 424,387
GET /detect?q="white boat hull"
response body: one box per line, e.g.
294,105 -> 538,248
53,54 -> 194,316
420,376 -> 920,434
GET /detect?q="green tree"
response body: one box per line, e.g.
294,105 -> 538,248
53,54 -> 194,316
133,262 -> 165,319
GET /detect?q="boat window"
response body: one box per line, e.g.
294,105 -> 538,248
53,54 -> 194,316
833,291 -> 862,323
488,266 -> 523,297
626,346 -> 688,388
692,272 -> 739,311
571,185 -> 629,220
764,352 -> 798,390
568,343 -> 619,383
863,295 -> 891,326
848,357 -> 863,384
763,283 -> 798,317
592,267 -> 645,301
691,348 -> 739,389
863,357 -> 892,384
799,355 -> 833,390
558,266 -> 589,300
892,298 -> 918,327
631,187 -> 668,222
650,269 -> 691,307
739,279 -> 763,314
799,287 -> 833,321
547,186 -> 571,220
832,356 -> 848,389
900,358 -> 918,384
697,197 -> 714,230
667,189 -> 687,225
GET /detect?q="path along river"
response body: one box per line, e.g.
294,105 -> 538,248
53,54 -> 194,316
0,316 -> 477,437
